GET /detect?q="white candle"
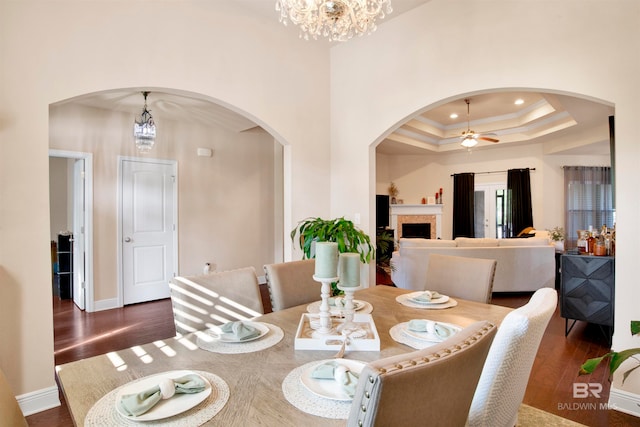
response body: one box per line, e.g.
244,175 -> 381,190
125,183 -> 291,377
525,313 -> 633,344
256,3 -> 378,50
314,242 -> 338,279
339,253 -> 360,287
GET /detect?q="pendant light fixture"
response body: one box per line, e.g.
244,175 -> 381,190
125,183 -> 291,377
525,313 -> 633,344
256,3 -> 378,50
133,91 -> 156,153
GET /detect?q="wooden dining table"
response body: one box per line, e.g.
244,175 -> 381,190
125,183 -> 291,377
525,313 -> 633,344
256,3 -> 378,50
56,285 -> 513,426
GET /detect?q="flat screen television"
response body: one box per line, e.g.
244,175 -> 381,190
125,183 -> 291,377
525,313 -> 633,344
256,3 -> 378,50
376,194 -> 390,229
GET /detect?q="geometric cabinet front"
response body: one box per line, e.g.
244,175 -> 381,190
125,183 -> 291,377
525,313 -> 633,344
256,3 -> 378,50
560,254 -> 615,327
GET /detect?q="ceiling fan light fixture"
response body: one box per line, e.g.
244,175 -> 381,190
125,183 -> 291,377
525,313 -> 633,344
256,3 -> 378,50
461,136 -> 478,148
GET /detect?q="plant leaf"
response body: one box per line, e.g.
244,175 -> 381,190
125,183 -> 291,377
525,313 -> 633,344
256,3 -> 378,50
609,348 -> 640,375
631,321 -> 640,336
579,353 -> 614,375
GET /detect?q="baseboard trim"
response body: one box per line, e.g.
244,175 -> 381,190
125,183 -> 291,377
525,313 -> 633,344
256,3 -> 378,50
17,385 -> 60,416
609,387 -> 640,418
93,297 -> 119,311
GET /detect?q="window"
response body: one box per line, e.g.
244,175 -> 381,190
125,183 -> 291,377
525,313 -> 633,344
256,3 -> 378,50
564,166 -> 614,248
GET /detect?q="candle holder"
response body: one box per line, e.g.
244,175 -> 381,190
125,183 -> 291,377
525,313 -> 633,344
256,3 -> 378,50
337,284 -> 363,332
312,275 -> 339,337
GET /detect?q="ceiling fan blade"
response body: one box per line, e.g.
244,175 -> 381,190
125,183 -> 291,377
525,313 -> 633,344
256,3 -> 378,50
479,136 -> 500,143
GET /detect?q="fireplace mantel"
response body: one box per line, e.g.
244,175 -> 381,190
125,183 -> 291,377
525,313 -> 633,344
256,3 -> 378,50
390,204 -> 443,240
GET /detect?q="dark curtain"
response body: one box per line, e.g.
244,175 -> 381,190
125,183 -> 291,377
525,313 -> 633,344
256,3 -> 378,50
506,168 -> 533,237
452,173 -> 475,238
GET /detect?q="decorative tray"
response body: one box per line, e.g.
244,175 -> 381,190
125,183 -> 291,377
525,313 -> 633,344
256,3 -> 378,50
294,313 -> 380,351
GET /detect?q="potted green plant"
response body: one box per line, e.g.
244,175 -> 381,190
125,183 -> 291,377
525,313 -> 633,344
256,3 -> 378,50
579,321 -> 640,384
290,217 -> 374,295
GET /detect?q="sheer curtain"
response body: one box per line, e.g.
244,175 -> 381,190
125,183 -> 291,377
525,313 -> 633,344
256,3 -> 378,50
564,166 -> 614,249
452,173 -> 475,238
506,168 -> 533,237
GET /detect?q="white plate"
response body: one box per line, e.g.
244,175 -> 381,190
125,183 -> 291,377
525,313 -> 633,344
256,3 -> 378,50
405,292 -> 450,305
300,359 -> 367,402
217,321 -> 269,343
306,299 -> 368,315
115,370 -> 212,421
401,321 -> 461,342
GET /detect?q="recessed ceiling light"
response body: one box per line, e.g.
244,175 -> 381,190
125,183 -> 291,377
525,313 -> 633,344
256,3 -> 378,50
514,99 -> 524,105
450,113 -> 458,119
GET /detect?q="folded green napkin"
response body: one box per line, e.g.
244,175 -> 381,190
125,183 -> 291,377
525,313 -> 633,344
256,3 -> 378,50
118,374 -> 207,417
220,321 -> 261,341
410,290 -> 441,303
311,361 -> 360,397
407,319 -> 453,339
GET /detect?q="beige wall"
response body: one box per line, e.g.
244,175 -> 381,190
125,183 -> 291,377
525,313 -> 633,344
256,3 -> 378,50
1,0 -> 640,413
49,157 -> 72,241
0,0 -> 329,400
331,0 -> 639,403
49,102 -> 278,303
377,141 -> 611,240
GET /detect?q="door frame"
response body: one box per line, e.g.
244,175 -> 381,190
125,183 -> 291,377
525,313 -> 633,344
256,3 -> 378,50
475,182 -> 506,239
117,156 -> 178,307
49,149 -> 95,312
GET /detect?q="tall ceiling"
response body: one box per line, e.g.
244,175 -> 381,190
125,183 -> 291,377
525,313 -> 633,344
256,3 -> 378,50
378,92 -> 614,156
54,1 -> 614,156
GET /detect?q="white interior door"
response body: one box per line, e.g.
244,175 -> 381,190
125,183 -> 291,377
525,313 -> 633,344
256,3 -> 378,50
121,159 -> 177,305
72,159 -> 86,310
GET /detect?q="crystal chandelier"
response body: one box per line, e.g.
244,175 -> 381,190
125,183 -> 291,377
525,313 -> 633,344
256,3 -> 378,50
275,0 -> 393,42
133,91 -> 156,153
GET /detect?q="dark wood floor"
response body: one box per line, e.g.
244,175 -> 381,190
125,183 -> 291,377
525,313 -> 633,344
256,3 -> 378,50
26,281 -> 640,427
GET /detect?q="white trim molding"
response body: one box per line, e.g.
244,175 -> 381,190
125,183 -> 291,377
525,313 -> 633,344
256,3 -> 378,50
17,385 -> 60,416
609,386 -> 640,418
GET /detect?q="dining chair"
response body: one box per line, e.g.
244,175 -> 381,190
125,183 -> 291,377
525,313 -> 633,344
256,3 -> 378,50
347,320 -> 497,427
169,266 -> 264,335
0,368 -> 27,426
425,253 -> 497,303
467,287 -> 558,427
263,259 -> 320,311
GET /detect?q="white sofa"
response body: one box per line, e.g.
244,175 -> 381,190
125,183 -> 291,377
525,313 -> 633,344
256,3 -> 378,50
390,234 -> 555,293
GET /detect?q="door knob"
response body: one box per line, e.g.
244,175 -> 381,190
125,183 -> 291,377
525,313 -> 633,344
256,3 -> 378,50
124,237 -> 132,242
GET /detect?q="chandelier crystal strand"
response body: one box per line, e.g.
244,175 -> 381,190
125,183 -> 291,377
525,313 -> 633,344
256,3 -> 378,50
133,91 -> 156,153
275,0 -> 393,42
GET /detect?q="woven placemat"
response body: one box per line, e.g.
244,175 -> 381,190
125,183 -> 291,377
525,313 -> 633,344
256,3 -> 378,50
84,370 -> 229,426
395,294 -> 458,309
196,323 -> 284,354
282,359 -> 355,420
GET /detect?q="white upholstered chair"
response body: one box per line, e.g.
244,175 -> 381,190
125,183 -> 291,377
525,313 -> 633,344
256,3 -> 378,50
425,253 -> 497,303
0,368 -> 27,426
347,321 -> 497,427
263,259 -> 319,311
467,287 -> 558,427
169,266 -> 264,335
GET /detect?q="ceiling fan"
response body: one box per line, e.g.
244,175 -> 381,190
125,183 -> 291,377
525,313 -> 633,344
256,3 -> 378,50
460,98 -> 500,148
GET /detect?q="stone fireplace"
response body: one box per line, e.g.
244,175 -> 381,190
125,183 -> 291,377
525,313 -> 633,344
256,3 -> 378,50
390,204 -> 443,240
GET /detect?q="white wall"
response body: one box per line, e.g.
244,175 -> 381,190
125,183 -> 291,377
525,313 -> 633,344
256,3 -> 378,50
330,0 -> 640,408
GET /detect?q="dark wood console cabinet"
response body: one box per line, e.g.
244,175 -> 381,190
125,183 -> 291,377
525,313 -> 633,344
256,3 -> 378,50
560,254 -> 614,341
